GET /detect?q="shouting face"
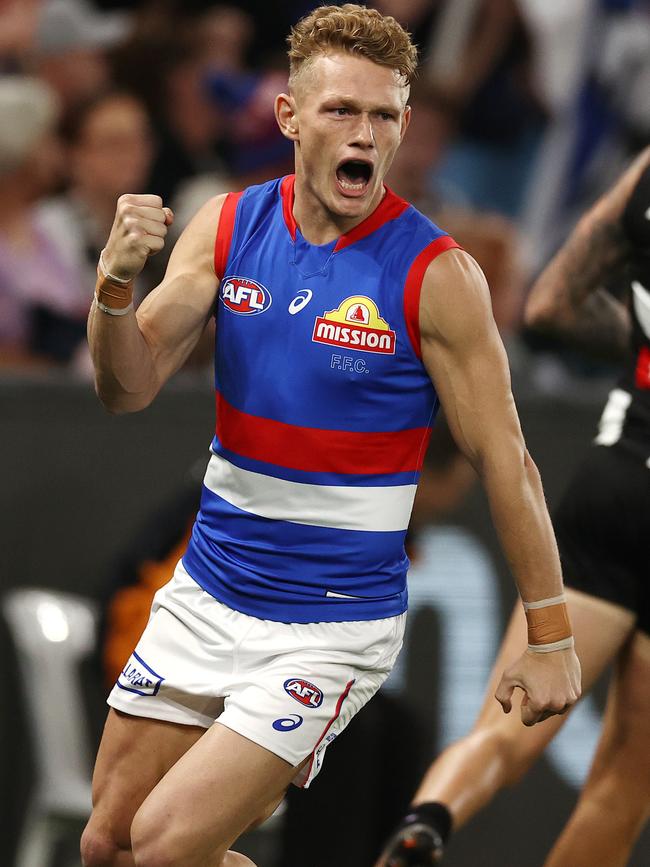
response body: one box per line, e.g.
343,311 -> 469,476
276,51 -> 411,237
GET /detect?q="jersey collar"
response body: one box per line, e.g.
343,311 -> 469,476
280,174 -> 409,253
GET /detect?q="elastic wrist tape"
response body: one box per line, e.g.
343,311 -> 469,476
95,256 -> 133,311
523,594 -> 574,653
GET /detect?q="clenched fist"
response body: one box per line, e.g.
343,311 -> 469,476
102,194 -> 174,281
495,645 -> 581,726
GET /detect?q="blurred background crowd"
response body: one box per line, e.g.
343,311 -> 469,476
2,1 -> 650,866
1,0 -> 649,384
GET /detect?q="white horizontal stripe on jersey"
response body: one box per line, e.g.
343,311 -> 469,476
203,453 -> 416,532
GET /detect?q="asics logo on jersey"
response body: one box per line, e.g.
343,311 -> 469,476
221,276 -> 272,315
313,295 -> 396,355
284,678 -> 324,708
272,714 -> 303,732
288,289 -> 313,314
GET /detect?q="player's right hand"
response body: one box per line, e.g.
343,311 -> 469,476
102,194 -> 174,281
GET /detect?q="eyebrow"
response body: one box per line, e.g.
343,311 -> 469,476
321,95 -> 401,114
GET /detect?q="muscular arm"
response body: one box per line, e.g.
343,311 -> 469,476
421,250 -> 561,602
420,249 -> 581,723
525,147 -> 650,358
88,194 -> 226,413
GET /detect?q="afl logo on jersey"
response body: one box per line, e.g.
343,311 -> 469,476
221,276 -> 272,315
284,678 -> 324,708
312,295 -> 396,354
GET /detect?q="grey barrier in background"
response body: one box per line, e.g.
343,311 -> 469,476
1,375 -> 648,867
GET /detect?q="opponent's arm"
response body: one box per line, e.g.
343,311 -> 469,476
525,147 -> 650,358
88,192 -> 227,414
420,249 -> 581,725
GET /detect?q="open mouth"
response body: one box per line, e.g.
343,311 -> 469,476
335,159 -> 373,195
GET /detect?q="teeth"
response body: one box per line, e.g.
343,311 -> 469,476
339,178 -> 365,191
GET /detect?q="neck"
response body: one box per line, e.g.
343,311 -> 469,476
292,168 -> 385,246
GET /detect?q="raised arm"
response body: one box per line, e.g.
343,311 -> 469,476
420,249 -> 581,725
524,147 -> 650,359
88,192 -> 227,414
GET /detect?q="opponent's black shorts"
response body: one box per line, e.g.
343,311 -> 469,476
553,443 -> 650,636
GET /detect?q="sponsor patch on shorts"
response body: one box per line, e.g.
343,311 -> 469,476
117,651 -> 164,697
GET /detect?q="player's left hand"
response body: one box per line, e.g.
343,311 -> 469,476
495,646 -> 581,726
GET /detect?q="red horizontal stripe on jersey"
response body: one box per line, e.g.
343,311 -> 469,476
215,392 -> 431,474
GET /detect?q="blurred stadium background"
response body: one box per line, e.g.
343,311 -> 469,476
1,1 -> 649,865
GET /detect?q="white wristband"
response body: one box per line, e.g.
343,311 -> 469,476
528,636 -> 575,654
98,249 -> 133,284
522,593 -> 566,611
94,297 -> 134,316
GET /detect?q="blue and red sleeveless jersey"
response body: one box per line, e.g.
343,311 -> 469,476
183,175 -> 459,622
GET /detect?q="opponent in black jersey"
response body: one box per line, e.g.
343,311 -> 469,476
379,150 -> 650,867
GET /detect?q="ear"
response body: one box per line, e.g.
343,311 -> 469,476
275,92 -> 299,141
400,105 -> 412,142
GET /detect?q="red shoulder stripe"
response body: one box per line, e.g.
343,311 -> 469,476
403,235 -> 461,359
280,174 -> 298,241
214,191 -> 243,279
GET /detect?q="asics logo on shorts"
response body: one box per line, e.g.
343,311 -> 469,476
272,714 -> 303,732
284,677 -> 324,708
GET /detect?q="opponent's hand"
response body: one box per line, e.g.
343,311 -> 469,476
103,194 -> 174,281
495,646 -> 581,726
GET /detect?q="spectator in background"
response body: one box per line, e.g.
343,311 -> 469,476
0,0 -> 42,71
110,5 -> 232,203
207,68 -> 294,188
33,0 -> 131,115
377,0 -> 548,219
197,4 -> 255,74
37,90 -> 159,341
387,83 -> 524,337
0,76 -> 88,366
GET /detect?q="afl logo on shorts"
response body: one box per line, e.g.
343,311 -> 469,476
284,678 -> 324,708
221,276 -> 272,315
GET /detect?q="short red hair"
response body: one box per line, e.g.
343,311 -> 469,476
288,4 -> 418,88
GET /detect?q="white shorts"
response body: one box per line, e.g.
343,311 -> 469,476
108,560 -> 405,787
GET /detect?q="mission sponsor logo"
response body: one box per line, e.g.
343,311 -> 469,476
312,295 -> 395,354
221,276 -> 272,315
284,678 -> 324,708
